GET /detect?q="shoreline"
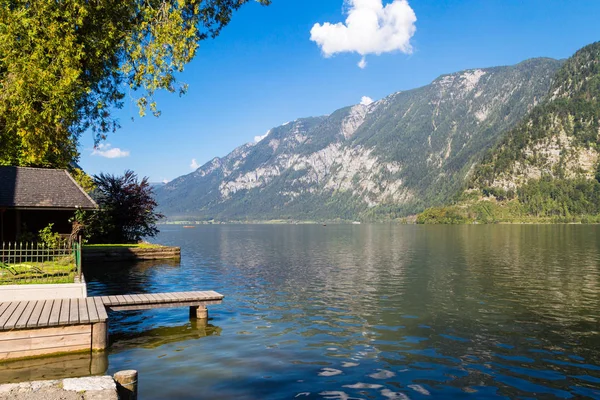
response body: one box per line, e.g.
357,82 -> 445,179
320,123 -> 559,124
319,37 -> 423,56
160,219 -> 600,226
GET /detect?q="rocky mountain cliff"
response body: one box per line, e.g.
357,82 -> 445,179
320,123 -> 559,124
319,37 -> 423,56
417,42 -> 600,224
156,57 -> 564,221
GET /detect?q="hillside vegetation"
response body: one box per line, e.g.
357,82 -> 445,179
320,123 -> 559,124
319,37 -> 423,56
419,42 -> 600,224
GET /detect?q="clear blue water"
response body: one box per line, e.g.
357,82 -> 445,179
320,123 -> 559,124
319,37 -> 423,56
82,225 -> 599,398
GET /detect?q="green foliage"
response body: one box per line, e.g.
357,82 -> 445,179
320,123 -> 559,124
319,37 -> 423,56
38,223 -> 62,248
417,177 -> 600,224
87,170 -> 164,244
70,168 -> 96,193
0,0 -> 270,168
416,207 -> 470,224
481,187 -> 514,201
516,177 -> 600,217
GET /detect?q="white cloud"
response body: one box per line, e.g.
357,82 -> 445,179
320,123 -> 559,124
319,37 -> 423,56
190,159 -> 200,170
91,143 -> 130,158
162,179 -> 169,184
310,0 -> 417,68
358,57 -> 368,69
254,129 -> 271,143
360,96 -> 374,105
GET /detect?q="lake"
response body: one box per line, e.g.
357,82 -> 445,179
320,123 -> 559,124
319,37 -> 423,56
8,225 -> 600,398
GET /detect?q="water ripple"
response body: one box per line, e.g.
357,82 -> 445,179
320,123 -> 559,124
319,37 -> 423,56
76,225 -> 600,399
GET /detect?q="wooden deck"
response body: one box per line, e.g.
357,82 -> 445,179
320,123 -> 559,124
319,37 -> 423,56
0,298 -> 107,331
0,291 -> 223,332
99,290 -> 223,312
0,291 -> 224,360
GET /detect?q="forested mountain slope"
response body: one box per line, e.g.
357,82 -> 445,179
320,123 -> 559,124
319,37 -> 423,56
419,42 -> 600,223
156,57 -> 564,221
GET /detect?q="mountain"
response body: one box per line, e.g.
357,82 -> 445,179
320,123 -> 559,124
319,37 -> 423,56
418,42 -> 600,223
149,182 -> 166,189
474,43 -> 600,189
156,57 -> 564,221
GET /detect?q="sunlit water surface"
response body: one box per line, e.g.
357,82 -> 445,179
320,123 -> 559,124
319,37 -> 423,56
8,225 -> 600,399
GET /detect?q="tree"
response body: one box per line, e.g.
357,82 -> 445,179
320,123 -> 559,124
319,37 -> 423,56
88,170 -> 164,244
0,0 -> 270,168
71,168 -> 96,194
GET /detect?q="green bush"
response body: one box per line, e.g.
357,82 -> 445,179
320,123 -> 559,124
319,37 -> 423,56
38,223 -> 62,248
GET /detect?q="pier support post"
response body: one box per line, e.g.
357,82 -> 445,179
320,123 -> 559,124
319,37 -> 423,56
90,351 -> 109,375
190,318 -> 208,334
189,305 -> 208,320
91,322 -> 108,351
114,370 -> 138,400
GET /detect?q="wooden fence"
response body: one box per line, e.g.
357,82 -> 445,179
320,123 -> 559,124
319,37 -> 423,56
0,241 -> 81,285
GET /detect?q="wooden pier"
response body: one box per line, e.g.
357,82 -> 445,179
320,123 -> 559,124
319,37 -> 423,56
0,291 -> 223,361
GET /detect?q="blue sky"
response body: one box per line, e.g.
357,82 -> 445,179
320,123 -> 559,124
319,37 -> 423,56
79,0 -> 600,183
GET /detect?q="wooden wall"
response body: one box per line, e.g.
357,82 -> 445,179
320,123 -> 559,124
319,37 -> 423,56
0,325 -> 91,361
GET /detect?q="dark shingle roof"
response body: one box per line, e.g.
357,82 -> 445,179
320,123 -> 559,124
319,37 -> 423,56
0,166 -> 97,210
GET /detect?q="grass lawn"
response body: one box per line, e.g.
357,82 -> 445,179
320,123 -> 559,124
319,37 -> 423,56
0,259 -> 76,285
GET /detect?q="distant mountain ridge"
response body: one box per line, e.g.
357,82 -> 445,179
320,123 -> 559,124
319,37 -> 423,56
156,56 -> 565,221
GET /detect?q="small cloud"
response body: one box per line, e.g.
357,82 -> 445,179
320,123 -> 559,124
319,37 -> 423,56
310,0 -> 417,68
190,159 -> 200,170
358,57 -> 367,69
360,96 -> 374,106
91,143 -> 130,158
162,179 -> 169,184
254,129 -> 271,143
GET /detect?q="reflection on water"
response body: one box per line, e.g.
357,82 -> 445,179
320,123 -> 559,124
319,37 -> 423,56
0,352 -> 108,383
110,320 -> 222,350
4,225 -> 600,399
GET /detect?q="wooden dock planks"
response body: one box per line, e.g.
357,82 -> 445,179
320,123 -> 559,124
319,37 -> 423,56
86,298 -> 98,323
0,298 -> 108,332
0,290 -> 223,360
4,301 -> 28,331
48,299 -> 62,327
15,301 -> 36,329
26,300 -> 46,329
0,302 -> 20,330
0,290 -> 223,332
58,299 -> 70,326
93,297 -> 108,321
104,291 -> 224,312
37,300 -> 54,328
78,299 -> 90,324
